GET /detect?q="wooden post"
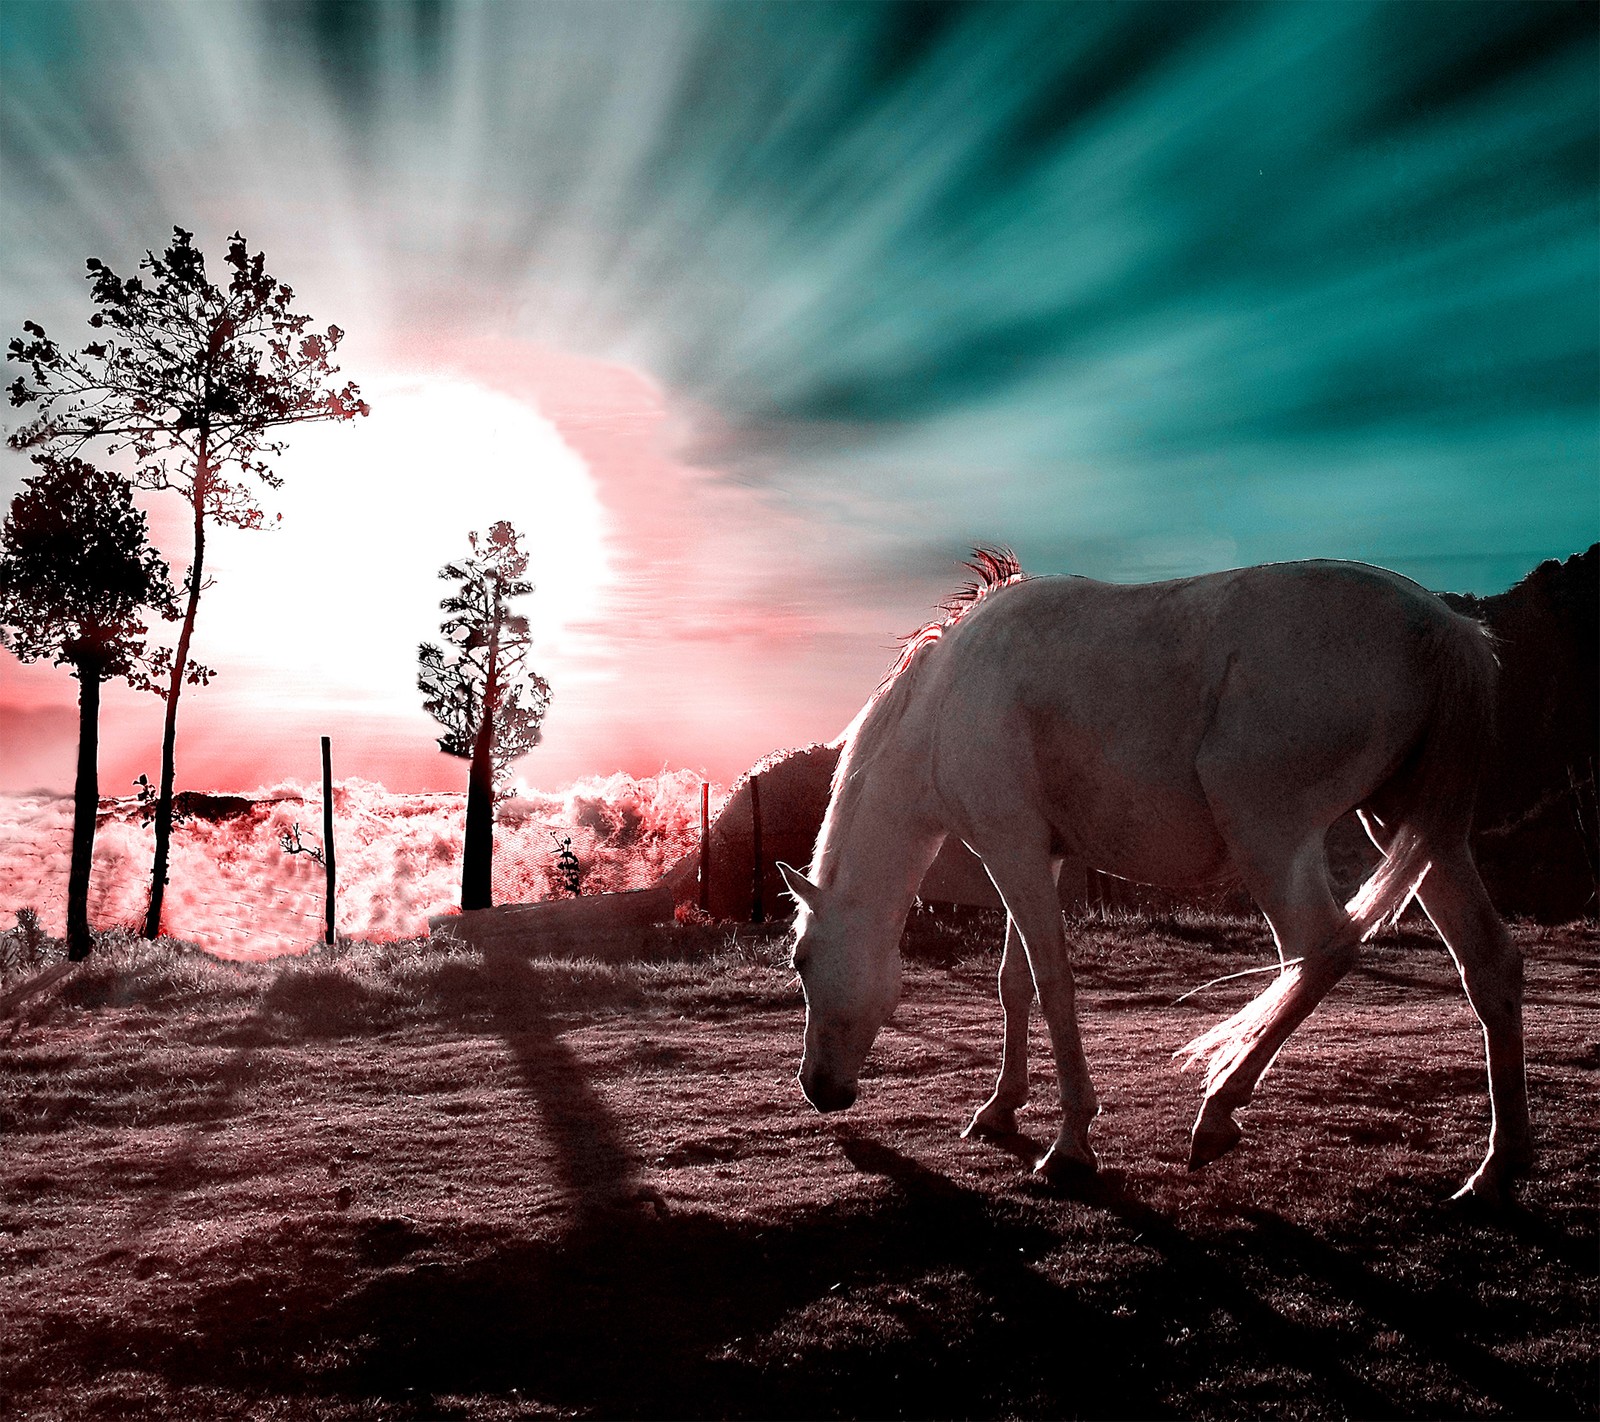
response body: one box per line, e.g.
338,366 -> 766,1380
750,772 -> 764,923
321,736 -> 336,946
699,782 -> 711,914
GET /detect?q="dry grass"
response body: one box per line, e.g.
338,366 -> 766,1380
1,910 -> 1595,1419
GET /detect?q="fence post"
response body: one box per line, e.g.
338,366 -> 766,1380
321,735 -> 336,946
750,772 -> 764,924
699,782 -> 710,914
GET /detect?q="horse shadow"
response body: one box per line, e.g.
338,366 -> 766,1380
875,1123 -> 1583,1422
39,1129 -> 1180,1419
42,1112 -> 1584,1418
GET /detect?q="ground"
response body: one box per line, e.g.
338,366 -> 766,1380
1,910 -> 1595,1420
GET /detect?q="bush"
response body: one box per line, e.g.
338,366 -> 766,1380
0,907 -> 62,980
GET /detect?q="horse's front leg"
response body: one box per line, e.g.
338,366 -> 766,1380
964,916 -> 1033,1138
981,848 -> 1099,1183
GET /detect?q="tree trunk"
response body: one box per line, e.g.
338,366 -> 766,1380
461,725 -> 496,911
144,457 -> 207,939
460,600 -> 502,911
67,670 -> 102,962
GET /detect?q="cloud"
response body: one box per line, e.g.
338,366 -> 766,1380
3,0 -> 1592,803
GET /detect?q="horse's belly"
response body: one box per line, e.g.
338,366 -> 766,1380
1036,740 -> 1230,888
1054,794 -> 1230,888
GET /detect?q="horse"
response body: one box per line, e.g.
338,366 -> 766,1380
777,551 -> 1530,1203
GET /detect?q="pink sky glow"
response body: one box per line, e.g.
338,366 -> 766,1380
4,1 -> 1590,803
0,336 -> 915,799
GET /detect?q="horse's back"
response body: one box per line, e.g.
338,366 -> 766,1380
922,561 -> 1487,884
939,560 -> 1472,732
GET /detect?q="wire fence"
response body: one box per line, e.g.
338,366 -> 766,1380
0,790 -> 706,960
13,776 -> 1192,960
488,820 -> 684,904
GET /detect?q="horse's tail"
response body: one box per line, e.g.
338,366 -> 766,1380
1344,609 -> 1498,938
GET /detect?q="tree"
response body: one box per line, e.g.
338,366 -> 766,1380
0,455 -> 172,960
7,227 -> 369,937
418,522 -> 551,910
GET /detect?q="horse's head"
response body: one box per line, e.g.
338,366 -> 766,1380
778,861 -> 902,1113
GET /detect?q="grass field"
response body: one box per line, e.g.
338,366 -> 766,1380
1,909 -> 1595,1419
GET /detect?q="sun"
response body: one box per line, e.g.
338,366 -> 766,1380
196,369 -> 613,719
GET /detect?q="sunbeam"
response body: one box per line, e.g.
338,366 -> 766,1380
1,0 -> 1595,794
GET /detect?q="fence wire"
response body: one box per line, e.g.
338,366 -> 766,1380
4,796 -> 704,958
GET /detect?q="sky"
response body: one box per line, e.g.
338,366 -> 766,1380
1,0 -> 1596,798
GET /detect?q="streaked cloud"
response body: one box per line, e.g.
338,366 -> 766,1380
1,1 -> 1593,793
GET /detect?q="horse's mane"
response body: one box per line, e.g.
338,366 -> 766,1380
878,546 -> 1027,693
810,548 -> 1028,883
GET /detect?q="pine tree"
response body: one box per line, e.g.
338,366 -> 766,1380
0,456 -> 172,959
418,522 -> 551,910
6,227 -> 369,937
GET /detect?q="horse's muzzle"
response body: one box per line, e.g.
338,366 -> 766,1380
799,1069 -> 857,1113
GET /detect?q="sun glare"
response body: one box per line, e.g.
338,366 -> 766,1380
198,371 -> 612,718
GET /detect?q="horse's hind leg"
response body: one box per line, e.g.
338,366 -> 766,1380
1415,845 -> 1531,1201
964,915 -> 1033,1138
1182,832 -> 1360,1169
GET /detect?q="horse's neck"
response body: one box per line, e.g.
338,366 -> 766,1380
819,750 -> 945,921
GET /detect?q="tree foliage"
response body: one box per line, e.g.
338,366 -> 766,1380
0,454 -> 174,959
419,522 -> 551,912
0,454 -> 171,680
418,521 -> 551,790
6,226 -> 368,521
5,225 -> 369,938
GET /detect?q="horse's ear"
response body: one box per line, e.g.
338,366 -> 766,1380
777,862 -> 821,912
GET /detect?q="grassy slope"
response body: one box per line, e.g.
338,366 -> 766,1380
1,913 -> 1595,1420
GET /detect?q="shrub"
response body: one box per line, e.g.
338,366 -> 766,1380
0,907 -> 60,979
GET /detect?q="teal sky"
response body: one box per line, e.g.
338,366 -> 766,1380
1,1 -> 1596,791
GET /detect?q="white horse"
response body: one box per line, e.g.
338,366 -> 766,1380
778,552 -> 1530,1202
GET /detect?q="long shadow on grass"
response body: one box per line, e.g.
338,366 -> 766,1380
24,1138 -> 1181,1419
24,1126 -> 1591,1418
1238,1207 -> 1580,1420
1497,1199 -> 1600,1278
99,1000 -> 278,1239
473,948 -> 644,1221
970,1121 -> 1587,1419
1083,1170 -> 1591,1419
926,1144 -> 1407,1419
1066,1175 -> 1469,1419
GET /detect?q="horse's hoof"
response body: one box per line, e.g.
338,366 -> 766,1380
1450,1169 -> 1516,1210
963,1104 -> 1019,1139
1033,1146 -> 1099,1193
1188,1116 -> 1242,1171
1450,1144 -> 1531,1208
